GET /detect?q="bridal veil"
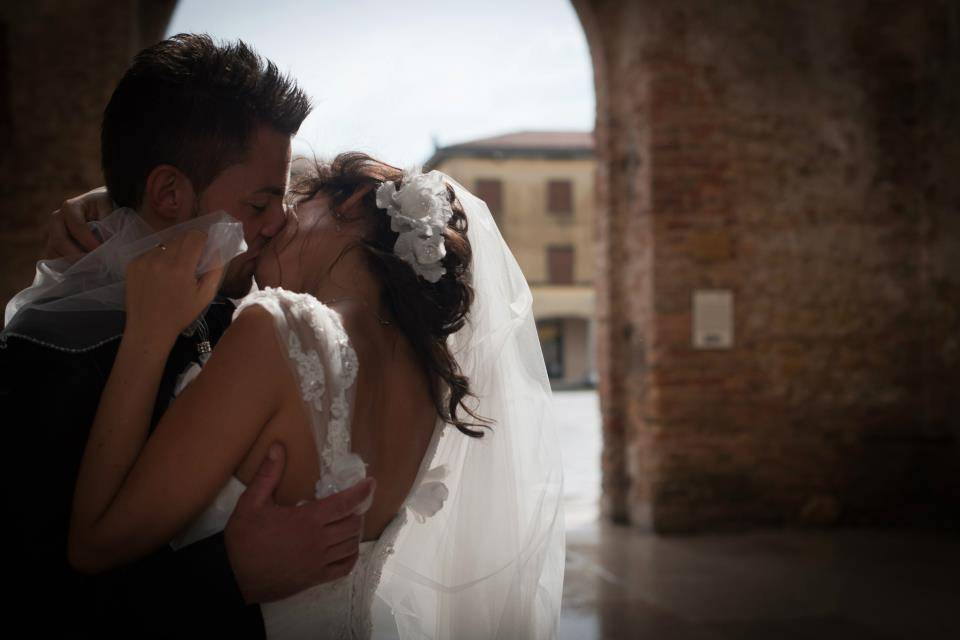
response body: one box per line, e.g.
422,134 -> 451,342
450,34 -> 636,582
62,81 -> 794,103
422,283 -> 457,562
376,174 -> 566,639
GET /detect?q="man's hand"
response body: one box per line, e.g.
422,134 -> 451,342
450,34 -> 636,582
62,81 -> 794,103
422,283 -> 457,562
225,442 -> 377,604
43,187 -> 114,259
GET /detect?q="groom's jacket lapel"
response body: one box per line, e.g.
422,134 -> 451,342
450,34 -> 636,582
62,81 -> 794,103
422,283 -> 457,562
150,297 -> 235,430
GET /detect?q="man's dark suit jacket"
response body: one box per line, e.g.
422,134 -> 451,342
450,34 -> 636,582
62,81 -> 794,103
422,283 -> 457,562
0,299 -> 265,638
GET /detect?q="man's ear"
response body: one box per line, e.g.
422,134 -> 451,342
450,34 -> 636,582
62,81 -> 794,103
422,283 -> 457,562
142,165 -> 197,225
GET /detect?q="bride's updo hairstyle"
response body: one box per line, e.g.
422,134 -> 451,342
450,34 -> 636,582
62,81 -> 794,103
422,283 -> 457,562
291,152 -> 487,438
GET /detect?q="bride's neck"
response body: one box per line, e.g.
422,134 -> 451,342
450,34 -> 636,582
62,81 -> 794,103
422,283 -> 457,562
310,245 -> 383,311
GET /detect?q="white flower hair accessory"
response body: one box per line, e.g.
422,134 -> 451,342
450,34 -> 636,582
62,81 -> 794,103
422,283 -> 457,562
375,168 -> 454,283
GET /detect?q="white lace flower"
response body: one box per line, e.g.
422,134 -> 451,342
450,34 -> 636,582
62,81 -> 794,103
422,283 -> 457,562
375,169 -> 454,283
330,396 -> 348,421
288,332 -> 325,411
337,338 -> 359,387
408,464 -> 450,523
315,452 -> 372,514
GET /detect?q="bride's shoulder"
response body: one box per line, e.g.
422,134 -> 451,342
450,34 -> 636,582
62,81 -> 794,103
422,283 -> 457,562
202,299 -> 290,391
236,286 -> 341,317
226,288 -> 302,355
234,286 -> 307,317
234,287 -> 355,355
222,297 -> 281,349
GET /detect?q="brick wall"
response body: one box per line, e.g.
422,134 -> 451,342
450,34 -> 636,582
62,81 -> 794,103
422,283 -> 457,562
0,0 -> 175,310
574,0 -> 960,531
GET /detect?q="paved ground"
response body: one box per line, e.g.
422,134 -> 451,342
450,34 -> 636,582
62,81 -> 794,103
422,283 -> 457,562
555,390 -> 603,529
554,390 -> 960,640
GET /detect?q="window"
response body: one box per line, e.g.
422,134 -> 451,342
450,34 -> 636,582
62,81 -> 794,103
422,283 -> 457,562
547,245 -> 574,285
537,320 -> 565,380
475,178 -> 503,224
547,179 -> 572,215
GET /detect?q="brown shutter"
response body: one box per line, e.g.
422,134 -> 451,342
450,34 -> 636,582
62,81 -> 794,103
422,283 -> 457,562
547,245 -> 574,284
547,179 -> 572,214
476,179 -> 503,223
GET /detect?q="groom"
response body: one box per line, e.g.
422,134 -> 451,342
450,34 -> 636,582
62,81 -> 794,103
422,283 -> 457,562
0,35 -> 373,638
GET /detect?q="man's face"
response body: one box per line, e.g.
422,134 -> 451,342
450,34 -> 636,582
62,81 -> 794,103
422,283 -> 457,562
198,125 -> 293,298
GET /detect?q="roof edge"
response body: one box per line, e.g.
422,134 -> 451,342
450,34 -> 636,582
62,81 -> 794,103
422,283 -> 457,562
425,145 -> 594,169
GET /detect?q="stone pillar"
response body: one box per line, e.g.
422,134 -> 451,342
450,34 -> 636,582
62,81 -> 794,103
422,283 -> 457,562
575,0 -> 651,524
0,0 -> 176,309
574,0 -> 960,531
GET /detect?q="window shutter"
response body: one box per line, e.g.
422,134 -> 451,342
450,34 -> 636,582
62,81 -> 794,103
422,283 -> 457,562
547,245 -> 574,284
476,179 -> 503,223
547,180 -> 572,214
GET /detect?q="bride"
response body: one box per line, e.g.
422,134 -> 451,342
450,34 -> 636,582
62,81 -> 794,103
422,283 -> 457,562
66,153 -> 565,639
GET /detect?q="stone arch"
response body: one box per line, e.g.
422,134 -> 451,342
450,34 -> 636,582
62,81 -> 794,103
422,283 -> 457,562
573,0 -> 960,532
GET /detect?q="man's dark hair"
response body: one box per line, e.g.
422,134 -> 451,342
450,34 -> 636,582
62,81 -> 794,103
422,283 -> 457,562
101,33 -> 311,208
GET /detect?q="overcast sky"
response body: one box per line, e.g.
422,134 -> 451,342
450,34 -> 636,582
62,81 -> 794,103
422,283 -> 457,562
166,0 -> 595,167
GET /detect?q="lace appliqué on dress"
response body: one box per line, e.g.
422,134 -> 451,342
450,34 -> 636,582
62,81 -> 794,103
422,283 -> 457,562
287,332 -> 326,412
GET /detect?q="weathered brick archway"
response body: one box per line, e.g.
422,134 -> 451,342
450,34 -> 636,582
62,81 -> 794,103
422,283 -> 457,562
1,0 -> 177,305
573,0 -> 960,531
3,1 -> 958,533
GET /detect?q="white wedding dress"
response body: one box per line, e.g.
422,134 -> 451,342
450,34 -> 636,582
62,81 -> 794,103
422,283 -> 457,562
169,286 -> 447,639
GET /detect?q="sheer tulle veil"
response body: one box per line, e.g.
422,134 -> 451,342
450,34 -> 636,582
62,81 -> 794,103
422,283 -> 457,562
1,210 -> 246,350
376,173 -> 566,639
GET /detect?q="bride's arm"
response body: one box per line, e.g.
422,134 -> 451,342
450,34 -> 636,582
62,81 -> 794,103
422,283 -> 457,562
68,234 -> 285,573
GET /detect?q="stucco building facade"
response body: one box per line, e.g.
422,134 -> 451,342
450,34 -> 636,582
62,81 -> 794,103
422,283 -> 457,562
428,132 -> 598,387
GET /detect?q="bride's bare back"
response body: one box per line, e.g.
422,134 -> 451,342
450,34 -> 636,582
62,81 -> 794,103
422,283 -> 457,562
341,306 -> 438,540
233,300 -> 437,542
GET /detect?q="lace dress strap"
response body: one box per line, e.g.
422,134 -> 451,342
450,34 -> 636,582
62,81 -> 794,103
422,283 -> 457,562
234,287 -> 359,483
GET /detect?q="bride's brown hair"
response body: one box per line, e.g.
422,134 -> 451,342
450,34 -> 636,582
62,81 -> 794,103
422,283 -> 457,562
290,152 -> 488,437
